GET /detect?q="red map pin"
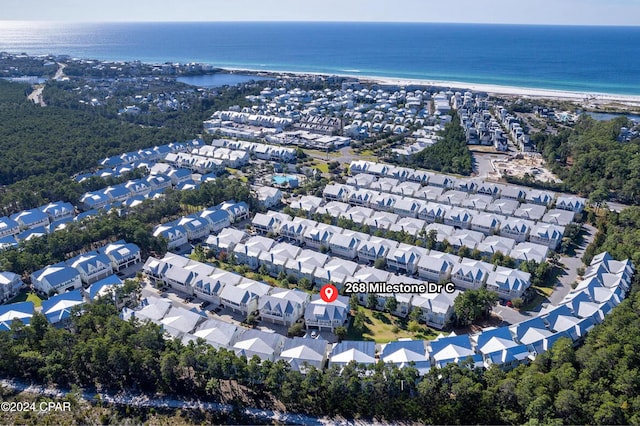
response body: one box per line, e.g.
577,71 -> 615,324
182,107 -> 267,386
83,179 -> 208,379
320,283 -> 338,303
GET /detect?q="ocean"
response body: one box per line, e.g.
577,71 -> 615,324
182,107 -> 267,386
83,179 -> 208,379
0,21 -> 639,95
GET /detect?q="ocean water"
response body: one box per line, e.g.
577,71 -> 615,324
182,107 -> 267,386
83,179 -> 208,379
0,21 -> 639,95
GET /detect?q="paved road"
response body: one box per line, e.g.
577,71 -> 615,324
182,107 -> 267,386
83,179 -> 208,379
549,223 -> 597,306
493,222 -> 598,323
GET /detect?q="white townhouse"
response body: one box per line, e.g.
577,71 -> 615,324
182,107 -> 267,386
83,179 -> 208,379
450,261 -> 492,290
233,236 -> 275,270
486,198 -> 519,216
386,244 -> 429,274
40,201 -> 75,223
32,263 -> 82,295
513,203 -> 547,222
0,271 -> 23,302
417,252 -> 457,283
529,223 -> 566,250
253,186 -> 283,209
303,224 -> 341,250
541,209 -> 575,227
476,235 -> 516,258
205,227 -> 246,255
101,240 -> 141,271
329,232 -> 362,260
68,251 -> 114,285
304,295 -> 350,331
556,195 -> 586,213
393,197 -> 425,218
11,208 -> 50,231
486,268 -> 532,300
323,184 -> 352,202
258,288 -> 310,326
499,217 -> 534,242
0,217 -> 20,238
410,290 -> 460,329
199,208 -> 232,233
444,207 -> 474,229
176,215 -> 211,241
357,237 -> 398,263
154,222 -> 189,249
418,202 -> 451,223
471,213 -> 505,235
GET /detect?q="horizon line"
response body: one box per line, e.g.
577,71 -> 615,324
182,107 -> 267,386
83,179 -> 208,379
1,19 -> 639,28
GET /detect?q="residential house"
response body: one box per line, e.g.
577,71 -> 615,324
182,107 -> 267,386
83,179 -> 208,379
153,223 -> 188,250
509,242 -> 549,264
382,340 -> 431,375
233,329 -> 287,362
40,201 -> 75,222
205,227 -> 246,255
182,318 -> 241,349
471,213 -> 504,235
199,208 -> 232,233
386,244 -> 428,274
486,198 -> 519,216
0,217 -> 20,238
101,240 -> 141,271
541,209 -> 575,226
486,268 -> 532,300
393,197 -> 425,218
529,223 -> 565,250
499,218 -> 534,242
0,301 -> 34,330
10,208 -> 50,231
411,289 -> 460,329
444,207 -> 474,229
323,184 -> 352,202
417,253 -> 456,283
32,263 -> 83,295
254,186 -> 283,208
450,262 -> 490,290
418,202 -> 450,223
259,288 -> 310,326
513,203 -> 547,221
429,334 -> 480,368
357,237 -> 398,263
233,236 -> 275,270
525,190 -> 555,207
556,195 -> 586,213
476,235 -> 516,258
304,294 -> 349,331
41,289 -> 85,325
278,337 -> 330,372
68,251 -> 114,286
0,271 -> 23,303
329,341 -> 376,368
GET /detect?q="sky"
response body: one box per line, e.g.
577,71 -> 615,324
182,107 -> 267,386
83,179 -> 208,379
2,0 -> 639,26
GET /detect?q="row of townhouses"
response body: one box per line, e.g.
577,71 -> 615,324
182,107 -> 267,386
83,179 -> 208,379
31,240 -> 141,295
152,202 -> 249,250
248,211 -> 533,303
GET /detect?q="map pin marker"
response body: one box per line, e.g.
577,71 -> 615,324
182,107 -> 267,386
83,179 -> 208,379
320,283 -> 338,303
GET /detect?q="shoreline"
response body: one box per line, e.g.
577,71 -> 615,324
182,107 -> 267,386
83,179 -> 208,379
220,66 -> 640,107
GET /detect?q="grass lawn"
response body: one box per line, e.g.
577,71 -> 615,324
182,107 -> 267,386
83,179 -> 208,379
8,290 -> 44,307
311,160 -> 329,173
346,307 -> 440,343
303,149 -> 343,159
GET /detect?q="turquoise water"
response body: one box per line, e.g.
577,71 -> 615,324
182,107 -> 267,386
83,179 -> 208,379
273,175 -> 297,185
0,22 -> 639,95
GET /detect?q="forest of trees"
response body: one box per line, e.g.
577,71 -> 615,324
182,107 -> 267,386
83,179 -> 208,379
0,178 -> 255,276
534,115 -> 640,204
1,269 -> 639,424
393,112 -> 473,175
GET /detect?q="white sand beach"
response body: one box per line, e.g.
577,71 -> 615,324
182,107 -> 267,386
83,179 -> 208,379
223,66 -> 640,108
